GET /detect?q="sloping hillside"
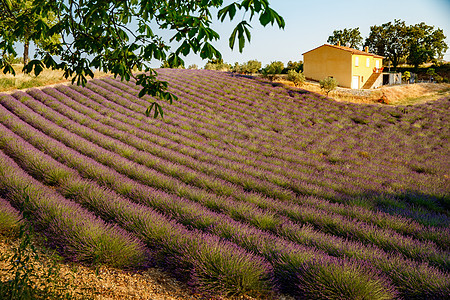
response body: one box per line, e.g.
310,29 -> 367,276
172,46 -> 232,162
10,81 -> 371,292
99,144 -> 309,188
0,69 -> 449,299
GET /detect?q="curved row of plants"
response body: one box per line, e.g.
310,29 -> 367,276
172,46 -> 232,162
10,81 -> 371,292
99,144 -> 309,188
18,86 -> 449,267
0,96 -> 398,298
115,72 -> 449,220
0,93 -> 447,299
82,75 -> 448,232
0,69 -> 448,298
45,76 -> 449,248
158,70 -> 448,195
39,82 -> 448,258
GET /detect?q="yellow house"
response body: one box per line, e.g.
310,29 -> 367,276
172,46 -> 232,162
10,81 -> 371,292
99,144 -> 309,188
303,43 -> 384,89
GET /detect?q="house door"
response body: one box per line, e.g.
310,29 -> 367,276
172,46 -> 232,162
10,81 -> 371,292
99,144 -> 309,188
351,76 -> 359,89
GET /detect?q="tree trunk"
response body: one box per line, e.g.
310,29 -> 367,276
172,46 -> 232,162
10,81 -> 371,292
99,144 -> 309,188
392,54 -> 398,72
23,40 -> 29,65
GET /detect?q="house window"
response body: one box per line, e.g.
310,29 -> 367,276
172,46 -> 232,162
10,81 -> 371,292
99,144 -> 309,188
376,60 -> 380,68
355,57 -> 359,66
366,58 -> 370,67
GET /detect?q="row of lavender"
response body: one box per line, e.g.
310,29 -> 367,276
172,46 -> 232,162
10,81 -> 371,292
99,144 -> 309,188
16,83 -> 449,263
0,69 -> 448,298
3,88 -> 449,272
114,70 -> 449,225
0,90 -> 445,298
84,72 -> 449,230
0,94 -> 397,298
157,70 -> 448,202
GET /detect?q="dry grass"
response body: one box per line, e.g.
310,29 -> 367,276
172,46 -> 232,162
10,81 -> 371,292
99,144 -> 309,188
0,238 -> 209,300
376,83 -> 450,105
276,77 -> 450,106
0,64 -> 110,93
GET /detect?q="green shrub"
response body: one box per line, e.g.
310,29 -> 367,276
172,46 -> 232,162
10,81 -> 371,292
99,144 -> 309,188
286,60 -> 303,72
241,60 -> 262,74
287,70 -> 305,87
204,59 -> 232,71
0,199 -> 23,237
0,194 -> 89,299
434,75 -> 443,83
262,61 -> 284,81
319,77 -> 338,96
0,227 -> 83,300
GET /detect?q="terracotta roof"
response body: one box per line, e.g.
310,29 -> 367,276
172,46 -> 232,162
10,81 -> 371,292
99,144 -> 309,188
303,44 -> 384,58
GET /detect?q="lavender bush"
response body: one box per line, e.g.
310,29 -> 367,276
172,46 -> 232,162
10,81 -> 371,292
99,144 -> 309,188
0,69 -> 448,298
0,197 -> 23,237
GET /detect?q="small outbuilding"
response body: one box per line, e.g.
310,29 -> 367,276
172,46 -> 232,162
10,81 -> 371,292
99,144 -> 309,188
303,43 -> 384,89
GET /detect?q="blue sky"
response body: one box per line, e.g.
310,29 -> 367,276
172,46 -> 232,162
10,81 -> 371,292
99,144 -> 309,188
20,0 -> 450,68
182,0 -> 450,67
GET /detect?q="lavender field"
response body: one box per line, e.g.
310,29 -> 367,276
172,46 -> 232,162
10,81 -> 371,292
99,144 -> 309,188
0,69 -> 449,299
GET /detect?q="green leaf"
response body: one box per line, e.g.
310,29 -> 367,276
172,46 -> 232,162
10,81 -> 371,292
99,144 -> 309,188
145,102 -> 156,117
2,64 -> 15,76
157,102 -> 164,118
34,63 -> 43,76
229,25 -> 239,50
253,0 -> 262,11
259,9 -> 273,26
239,33 -> 245,53
139,88 -> 147,98
229,21 -> 252,52
218,3 -> 238,22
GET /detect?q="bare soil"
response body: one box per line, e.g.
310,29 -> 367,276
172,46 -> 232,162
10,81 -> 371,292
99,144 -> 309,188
0,238 -> 215,300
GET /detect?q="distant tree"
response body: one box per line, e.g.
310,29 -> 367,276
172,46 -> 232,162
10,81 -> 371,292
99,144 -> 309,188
434,74 -> 443,83
327,28 -> 363,49
187,64 -> 198,70
364,20 -> 408,71
204,59 -> 231,71
287,70 -> 305,87
207,58 -> 223,65
286,60 -> 303,72
262,61 -> 284,81
1,53 -> 22,64
0,0 -> 59,65
161,60 -> 185,69
319,77 -> 338,96
240,60 -> 261,74
406,23 -> 448,72
232,62 -> 241,73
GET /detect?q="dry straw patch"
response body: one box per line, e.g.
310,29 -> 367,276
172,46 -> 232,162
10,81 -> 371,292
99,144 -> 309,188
276,77 -> 450,106
0,64 -> 110,93
377,83 -> 450,105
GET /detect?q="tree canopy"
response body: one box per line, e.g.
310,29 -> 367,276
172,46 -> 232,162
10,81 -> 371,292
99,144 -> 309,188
262,60 -> 283,81
233,59 -> 261,74
0,0 -> 284,117
0,0 -> 60,65
364,19 -> 447,71
327,28 -> 363,49
364,20 -> 409,71
406,22 -> 448,71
